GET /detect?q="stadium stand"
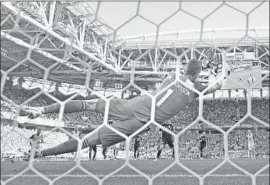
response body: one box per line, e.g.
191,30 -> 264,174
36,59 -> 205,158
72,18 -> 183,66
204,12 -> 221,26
1,87 -> 269,160
1,87 -> 269,127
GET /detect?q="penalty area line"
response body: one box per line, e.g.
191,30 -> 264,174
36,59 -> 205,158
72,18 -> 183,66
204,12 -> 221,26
2,174 -> 269,178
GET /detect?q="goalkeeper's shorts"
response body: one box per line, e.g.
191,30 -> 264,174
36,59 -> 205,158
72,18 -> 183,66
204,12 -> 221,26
96,98 -> 134,121
85,118 -> 144,149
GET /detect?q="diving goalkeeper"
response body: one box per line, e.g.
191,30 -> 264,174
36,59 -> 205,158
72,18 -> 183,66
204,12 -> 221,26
20,59 -> 229,160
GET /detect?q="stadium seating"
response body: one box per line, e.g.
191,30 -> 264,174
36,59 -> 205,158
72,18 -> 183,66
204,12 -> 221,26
1,87 -> 269,159
1,87 -> 269,127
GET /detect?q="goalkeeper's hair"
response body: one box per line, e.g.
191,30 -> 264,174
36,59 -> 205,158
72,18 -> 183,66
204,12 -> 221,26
185,59 -> 202,76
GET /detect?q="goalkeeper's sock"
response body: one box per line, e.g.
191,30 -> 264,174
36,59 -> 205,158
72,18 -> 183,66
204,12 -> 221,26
41,139 -> 89,157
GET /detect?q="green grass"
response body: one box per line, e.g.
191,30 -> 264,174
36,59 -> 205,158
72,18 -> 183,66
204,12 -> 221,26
1,158 -> 269,185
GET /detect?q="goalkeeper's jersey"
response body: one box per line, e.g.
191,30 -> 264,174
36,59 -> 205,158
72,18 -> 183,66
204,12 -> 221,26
127,74 -> 207,123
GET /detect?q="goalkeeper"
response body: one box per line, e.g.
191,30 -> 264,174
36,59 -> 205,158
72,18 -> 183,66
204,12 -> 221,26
20,59 -> 229,160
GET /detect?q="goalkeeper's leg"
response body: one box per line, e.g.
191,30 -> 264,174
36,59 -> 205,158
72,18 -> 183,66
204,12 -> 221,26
21,98 -> 134,122
26,118 -> 144,159
40,94 -> 113,114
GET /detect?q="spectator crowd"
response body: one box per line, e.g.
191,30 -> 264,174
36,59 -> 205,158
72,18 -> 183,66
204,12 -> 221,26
1,87 -> 269,127
1,87 -> 269,160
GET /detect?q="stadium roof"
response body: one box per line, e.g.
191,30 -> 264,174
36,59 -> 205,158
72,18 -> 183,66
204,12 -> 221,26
65,2 -> 123,44
1,2 -> 269,94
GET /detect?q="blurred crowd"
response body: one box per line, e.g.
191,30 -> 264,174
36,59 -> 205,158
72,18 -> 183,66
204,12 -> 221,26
1,87 -> 269,127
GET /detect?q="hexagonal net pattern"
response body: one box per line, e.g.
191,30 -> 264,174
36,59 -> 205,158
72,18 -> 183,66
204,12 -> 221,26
1,1 -> 269,185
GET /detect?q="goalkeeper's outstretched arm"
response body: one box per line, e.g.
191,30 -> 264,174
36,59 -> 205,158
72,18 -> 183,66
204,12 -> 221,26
195,65 -> 230,96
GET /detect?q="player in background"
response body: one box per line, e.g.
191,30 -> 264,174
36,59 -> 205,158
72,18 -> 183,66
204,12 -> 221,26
88,145 -> 108,160
29,128 -> 44,162
102,147 -> 108,160
247,130 -> 256,159
29,128 -> 44,150
112,141 -> 125,160
111,143 -> 120,160
133,127 -> 149,160
248,74 -> 256,85
185,139 -> 192,159
133,135 -> 142,160
198,131 -> 208,159
88,145 -> 97,160
120,141 -> 126,151
20,59 -> 230,160
72,127 -> 81,161
239,77 -> 242,82
155,123 -> 175,161
106,119 -> 119,160
81,126 -> 107,160
235,133 -> 241,152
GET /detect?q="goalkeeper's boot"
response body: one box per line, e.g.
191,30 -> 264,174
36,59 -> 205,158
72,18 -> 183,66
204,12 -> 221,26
19,107 -> 43,119
22,150 -> 43,162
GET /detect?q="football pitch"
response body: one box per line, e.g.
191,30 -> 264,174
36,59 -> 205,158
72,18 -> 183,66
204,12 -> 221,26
1,158 -> 269,185
222,67 -> 262,89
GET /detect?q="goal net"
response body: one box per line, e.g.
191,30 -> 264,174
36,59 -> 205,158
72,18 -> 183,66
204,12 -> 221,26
1,1 -> 269,185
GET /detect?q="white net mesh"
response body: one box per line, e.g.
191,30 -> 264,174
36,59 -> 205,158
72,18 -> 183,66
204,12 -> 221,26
1,1 -> 269,185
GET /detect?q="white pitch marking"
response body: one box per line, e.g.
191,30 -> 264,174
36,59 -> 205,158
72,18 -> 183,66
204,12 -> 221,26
2,174 -> 269,178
